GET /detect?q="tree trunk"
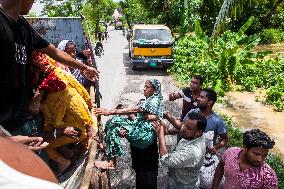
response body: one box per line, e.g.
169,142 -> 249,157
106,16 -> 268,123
184,0 -> 188,8
95,0 -> 100,39
261,0 -> 284,27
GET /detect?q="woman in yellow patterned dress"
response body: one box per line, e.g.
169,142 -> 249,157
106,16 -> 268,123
32,51 -> 97,173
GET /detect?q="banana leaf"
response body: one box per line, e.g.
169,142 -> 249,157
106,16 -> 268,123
236,16 -> 255,39
244,37 -> 261,51
237,34 -> 259,45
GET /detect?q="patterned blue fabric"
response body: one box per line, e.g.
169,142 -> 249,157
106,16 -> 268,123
71,65 -> 92,87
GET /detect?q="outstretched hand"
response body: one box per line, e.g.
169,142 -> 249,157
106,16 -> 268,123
152,121 -> 168,136
62,127 -> 82,137
9,136 -> 49,151
83,66 -> 100,81
93,108 -> 111,116
152,121 -> 163,135
144,114 -> 159,122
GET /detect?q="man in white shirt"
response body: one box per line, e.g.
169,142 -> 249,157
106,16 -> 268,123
153,112 -> 207,189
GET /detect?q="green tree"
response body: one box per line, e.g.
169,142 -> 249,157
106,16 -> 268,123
209,0 -> 284,43
118,0 -> 149,28
39,0 -> 83,17
82,0 -> 117,38
27,11 -> 37,17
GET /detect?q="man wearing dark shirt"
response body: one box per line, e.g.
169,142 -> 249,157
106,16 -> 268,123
0,0 -> 99,134
168,75 -> 203,138
169,75 -> 203,120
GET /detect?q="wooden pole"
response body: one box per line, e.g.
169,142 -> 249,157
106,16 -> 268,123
79,139 -> 98,189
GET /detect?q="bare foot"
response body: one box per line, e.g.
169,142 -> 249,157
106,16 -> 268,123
95,160 -> 115,170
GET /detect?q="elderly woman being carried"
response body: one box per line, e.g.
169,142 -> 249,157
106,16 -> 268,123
94,79 -> 164,169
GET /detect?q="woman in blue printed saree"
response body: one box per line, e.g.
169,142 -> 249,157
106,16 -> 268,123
94,79 -> 163,161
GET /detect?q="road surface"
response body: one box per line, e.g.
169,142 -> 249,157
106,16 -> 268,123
95,26 -> 181,188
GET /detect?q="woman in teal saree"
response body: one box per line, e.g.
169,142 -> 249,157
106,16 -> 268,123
94,79 -> 163,159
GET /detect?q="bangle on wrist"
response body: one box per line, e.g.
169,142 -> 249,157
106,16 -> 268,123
53,129 -> 57,139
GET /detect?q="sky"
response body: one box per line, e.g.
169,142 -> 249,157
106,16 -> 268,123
30,0 -> 122,16
30,1 -> 44,15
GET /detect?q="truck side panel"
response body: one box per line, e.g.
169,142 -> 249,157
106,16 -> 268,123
26,17 -> 86,52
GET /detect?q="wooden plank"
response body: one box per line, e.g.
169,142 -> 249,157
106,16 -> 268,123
79,139 -> 97,189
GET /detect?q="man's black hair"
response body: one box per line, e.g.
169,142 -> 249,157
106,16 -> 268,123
202,88 -> 217,105
243,129 -> 275,149
193,75 -> 204,85
187,112 -> 207,132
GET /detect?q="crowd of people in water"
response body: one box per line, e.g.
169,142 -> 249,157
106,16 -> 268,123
0,0 -> 279,188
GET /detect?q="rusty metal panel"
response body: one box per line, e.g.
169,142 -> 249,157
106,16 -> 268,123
26,17 -> 86,52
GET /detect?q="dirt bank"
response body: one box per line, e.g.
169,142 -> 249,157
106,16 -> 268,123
215,91 -> 284,158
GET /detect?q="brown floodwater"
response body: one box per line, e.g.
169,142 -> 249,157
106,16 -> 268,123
215,91 -> 284,159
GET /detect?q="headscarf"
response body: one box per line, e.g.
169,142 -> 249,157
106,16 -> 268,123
57,40 -> 75,51
139,79 -> 164,119
57,40 -> 75,72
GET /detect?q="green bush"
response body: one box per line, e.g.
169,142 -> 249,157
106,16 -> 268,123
222,114 -> 243,147
266,154 -> 284,188
259,29 -> 284,44
171,22 -> 284,111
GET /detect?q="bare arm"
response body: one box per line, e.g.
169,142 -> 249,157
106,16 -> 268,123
94,106 -> 142,116
164,112 -> 183,130
153,121 -> 168,156
41,44 -> 99,80
144,114 -> 159,122
169,91 -> 182,101
215,133 -> 228,150
209,133 -> 228,154
211,160 -> 225,189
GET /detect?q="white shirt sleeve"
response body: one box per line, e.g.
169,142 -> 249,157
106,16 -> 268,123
0,160 -> 63,189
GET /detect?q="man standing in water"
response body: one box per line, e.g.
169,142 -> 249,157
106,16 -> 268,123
212,129 -> 278,189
